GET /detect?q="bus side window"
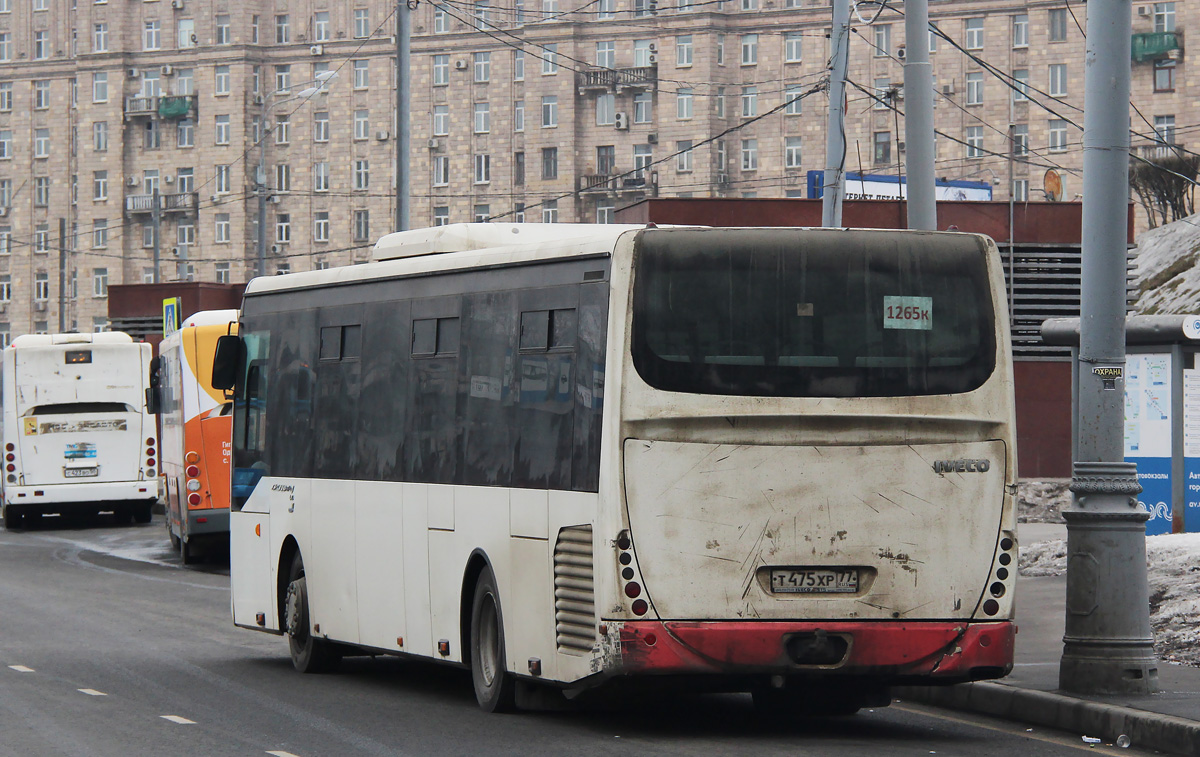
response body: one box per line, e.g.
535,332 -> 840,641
146,355 -> 162,415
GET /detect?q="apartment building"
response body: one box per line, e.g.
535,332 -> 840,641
0,0 -> 1187,339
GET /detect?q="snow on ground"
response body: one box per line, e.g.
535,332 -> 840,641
1018,480 -> 1200,667
1132,211 -> 1200,314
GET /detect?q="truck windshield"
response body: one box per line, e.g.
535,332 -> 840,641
631,228 -> 997,398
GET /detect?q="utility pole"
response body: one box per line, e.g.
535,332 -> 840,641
152,188 -> 161,284
395,0 -> 411,231
257,109 -> 269,278
903,0 -> 936,230
821,0 -> 850,227
1060,0 -> 1158,695
57,217 -> 66,333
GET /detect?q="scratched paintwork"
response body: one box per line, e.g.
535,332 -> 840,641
622,438 -> 1006,621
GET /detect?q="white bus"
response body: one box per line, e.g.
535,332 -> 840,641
215,224 -> 1017,714
2,332 -> 159,529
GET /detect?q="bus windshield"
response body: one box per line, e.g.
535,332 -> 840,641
631,228 -> 997,398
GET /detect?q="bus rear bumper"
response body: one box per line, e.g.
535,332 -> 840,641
4,481 -> 157,506
611,620 -> 1015,683
187,507 -> 230,537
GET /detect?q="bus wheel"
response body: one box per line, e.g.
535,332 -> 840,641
469,568 -> 516,712
133,502 -> 153,524
284,552 -> 341,674
168,529 -> 181,551
2,509 -> 21,530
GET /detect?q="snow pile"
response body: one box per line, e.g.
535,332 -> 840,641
1018,479 -> 1069,523
1020,533 -> 1200,666
1132,212 -> 1200,314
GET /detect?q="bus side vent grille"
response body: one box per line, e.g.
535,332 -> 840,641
554,525 -> 596,655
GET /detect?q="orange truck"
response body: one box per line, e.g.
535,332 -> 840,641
154,309 -> 238,563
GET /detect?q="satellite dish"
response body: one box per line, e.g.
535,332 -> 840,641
1043,169 -> 1064,202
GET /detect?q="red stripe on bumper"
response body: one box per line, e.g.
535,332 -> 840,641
615,620 -> 1014,680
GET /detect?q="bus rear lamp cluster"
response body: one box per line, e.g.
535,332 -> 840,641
146,438 -> 157,476
616,530 -> 649,616
188,492 -> 202,506
4,443 -> 13,477
186,465 -> 200,478
983,535 -> 1017,617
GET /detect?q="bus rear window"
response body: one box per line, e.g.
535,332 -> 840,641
631,229 -> 997,398
25,402 -> 134,415
65,350 -> 92,364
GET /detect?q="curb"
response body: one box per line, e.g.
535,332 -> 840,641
895,682 -> 1200,756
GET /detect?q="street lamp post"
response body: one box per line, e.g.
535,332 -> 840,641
255,73 -> 336,279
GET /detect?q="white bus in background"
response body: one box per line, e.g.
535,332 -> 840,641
214,223 -> 1017,714
1,332 -> 159,529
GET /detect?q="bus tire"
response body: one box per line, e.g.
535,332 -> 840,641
2,508 -> 21,530
284,552 -> 341,674
168,525 -> 181,551
469,568 -> 516,713
134,502 -> 153,524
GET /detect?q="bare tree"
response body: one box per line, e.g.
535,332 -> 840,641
1129,153 -> 1199,229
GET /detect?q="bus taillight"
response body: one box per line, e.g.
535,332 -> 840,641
186,465 -> 200,478
188,492 -> 202,506
5,453 -> 13,462
185,451 -> 199,464
5,464 -> 13,472
4,443 -> 13,452
146,438 -> 155,447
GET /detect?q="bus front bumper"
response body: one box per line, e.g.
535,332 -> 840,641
609,620 -> 1015,683
4,481 -> 158,506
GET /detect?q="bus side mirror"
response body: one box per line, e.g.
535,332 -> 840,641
212,335 -> 242,392
146,356 -> 162,415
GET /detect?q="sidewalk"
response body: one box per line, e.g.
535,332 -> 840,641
896,523 -> 1200,756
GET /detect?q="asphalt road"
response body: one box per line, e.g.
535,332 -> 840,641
0,514 -> 1148,757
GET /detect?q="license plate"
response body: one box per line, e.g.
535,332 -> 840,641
64,467 -> 99,478
771,568 -> 859,594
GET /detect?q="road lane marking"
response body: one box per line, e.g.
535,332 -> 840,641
78,689 -> 107,696
266,751 -> 303,757
893,701 -> 1131,754
160,715 -> 196,725
8,665 -> 34,673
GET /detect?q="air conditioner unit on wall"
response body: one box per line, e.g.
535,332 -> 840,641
614,112 -> 629,130
454,59 -> 468,70
171,0 -> 183,8
1137,5 -> 1150,16
428,138 -> 440,149
128,68 -> 140,78
310,45 -> 324,56
376,130 -> 389,141
161,64 -> 173,76
35,301 -> 47,311
0,206 -> 7,217
127,176 -> 140,186
897,45 -> 907,60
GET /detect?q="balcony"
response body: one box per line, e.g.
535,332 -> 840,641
578,173 -> 655,193
576,65 -> 657,95
124,94 -> 198,120
1131,32 -> 1183,62
1132,141 -> 1186,160
125,192 -> 199,214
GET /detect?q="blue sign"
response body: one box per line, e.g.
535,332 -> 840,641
1130,457 -> 1173,535
1185,458 -> 1200,533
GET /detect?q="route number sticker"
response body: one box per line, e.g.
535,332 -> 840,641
883,296 -> 933,330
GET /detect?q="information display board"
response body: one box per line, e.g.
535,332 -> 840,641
1183,369 -> 1200,533
1124,353 -> 1174,535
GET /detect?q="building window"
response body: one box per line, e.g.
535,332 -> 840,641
433,105 -> 449,135
215,263 -> 230,283
353,8 -> 370,38
216,14 -> 231,44
215,115 -> 230,145
1154,2 -> 1176,33
874,77 -> 890,110
964,18 -> 983,50
542,200 -> 558,223
741,86 -> 757,117
35,129 -> 50,158
93,72 -> 108,102
1048,119 -> 1068,152
676,89 -> 693,120
314,162 -> 329,191
0,33 -> 8,62
785,136 -> 802,168
352,60 -> 369,89
434,206 -> 449,226
785,32 -> 802,63
1048,64 -> 1067,97
313,11 -> 330,42
965,126 -> 984,158
93,171 -> 108,200
34,30 -> 47,59
177,119 -> 194,147
676,35 -> 693,67
0,82 -> 9,111
0,130 -> 10,160
514,50 -> 525,81
0,276 -> 8,300
541,147 -> 558,179
312,111 -> 329,142
175,18 -> 194,48
314,211 -> 330,242
93,267 -> 108,295
1048,9 -> 1067,41
35,272 -> 50,301
354,110 -> 369,140
1154,60 -> 1176,92
873,131 -> 890,164
675,140 -> 693,172
474,204 -> 490,222
216,165 -> 231,193
474,102 -> 490,133
35,223 -> 49,250
596,40 -> 615,68
741,138 -> 758,170
433,155 -> 450,185
93,22 -> 108,52
433,55 -> 449,85
433,6 -> 448,32
474,52 -> 490,83
354,159 -> 369,189
1155,114 -> 1176,145
873,24 -> 889,56
474,153 -> 490,183
634,39 -> 653,67
1013,70 -> 1029,102
542,44 -> 557,74
784,84 -> 803,115
541,96 -> 558,127
1012,14 -> 1028,48
741,34 -> 758,65
215,65 -> 231,95
634,92 -> 652,124
966,72 -> 983,105
276,64 -> 291,93
1011,124 -> 1029,156
275,163 -> 291,192
215,214 -> 230,243
275,14 -> 289,44
275,214 -> 291,243
1012,179 -> 1028,202
595,94 -> 614,126
354,209 -> 370,240
251,15 -> 259,43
